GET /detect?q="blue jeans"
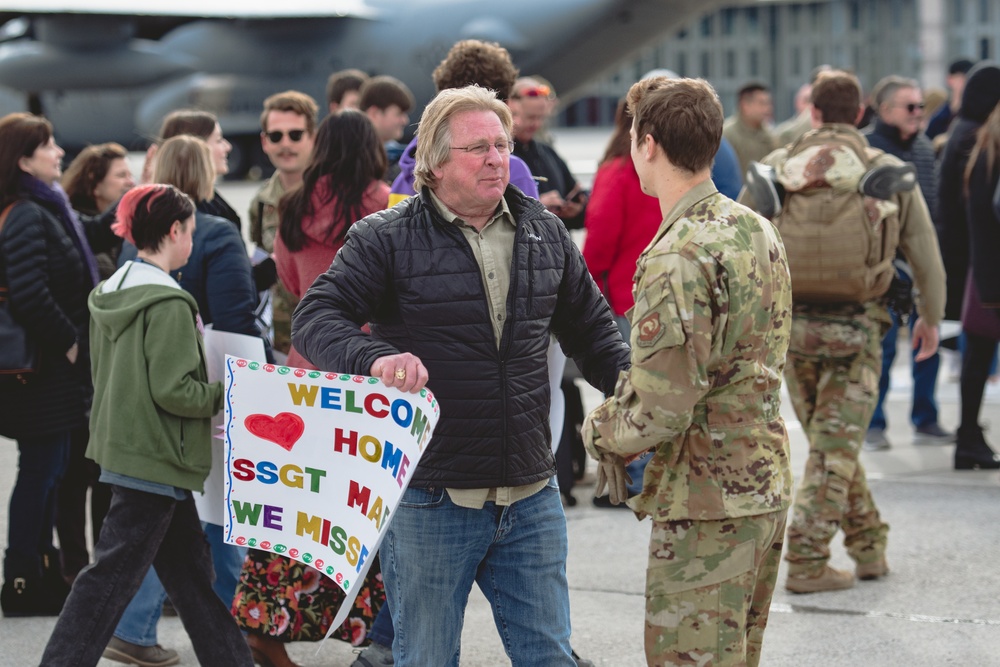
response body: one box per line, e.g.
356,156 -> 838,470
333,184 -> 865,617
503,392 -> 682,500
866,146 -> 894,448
114,522 -> 246,646
368,600 -> 394,647
870,309 -> 940,430
4,430 -> 71,579
382,479 -> 575,666
40,486 -> 252,666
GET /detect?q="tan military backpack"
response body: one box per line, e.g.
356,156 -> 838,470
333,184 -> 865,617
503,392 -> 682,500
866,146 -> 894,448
773,128 -> 901,303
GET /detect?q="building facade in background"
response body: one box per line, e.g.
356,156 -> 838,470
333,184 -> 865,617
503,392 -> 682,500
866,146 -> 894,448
558,0 -> 995,126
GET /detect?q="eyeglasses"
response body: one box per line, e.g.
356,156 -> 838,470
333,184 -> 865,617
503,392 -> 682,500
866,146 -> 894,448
450,140 -> 514,157
264,129 -> 307,143
895,102 -> 925,114
513,85 -> 551,99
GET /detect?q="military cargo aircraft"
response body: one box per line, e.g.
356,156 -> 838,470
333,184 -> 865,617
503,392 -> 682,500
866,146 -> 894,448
0,0 -> 725,175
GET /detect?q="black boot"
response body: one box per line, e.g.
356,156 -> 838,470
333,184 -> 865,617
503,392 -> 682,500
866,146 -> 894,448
954,426 -> 1000,470
41,549 -> 71,599
0,574 -> 66,617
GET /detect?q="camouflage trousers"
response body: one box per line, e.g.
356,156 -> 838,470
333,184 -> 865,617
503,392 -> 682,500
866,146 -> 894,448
270,280 -> 300,356
645,511 -> 787,667
783,304 -> 890,577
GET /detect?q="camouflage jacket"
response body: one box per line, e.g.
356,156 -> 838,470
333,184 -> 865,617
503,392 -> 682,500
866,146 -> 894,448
249,173 -> 286,252
583,180 -> 793,521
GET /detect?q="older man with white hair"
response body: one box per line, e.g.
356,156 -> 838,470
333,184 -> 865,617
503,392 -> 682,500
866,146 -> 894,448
292,85 -> 630,666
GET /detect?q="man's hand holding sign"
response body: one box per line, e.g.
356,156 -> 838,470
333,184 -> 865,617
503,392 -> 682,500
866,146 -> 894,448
370,352 -> 429,393
223,356 -> 439,637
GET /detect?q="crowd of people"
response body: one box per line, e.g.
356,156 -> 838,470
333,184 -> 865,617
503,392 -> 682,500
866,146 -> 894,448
0,32 -> 997,667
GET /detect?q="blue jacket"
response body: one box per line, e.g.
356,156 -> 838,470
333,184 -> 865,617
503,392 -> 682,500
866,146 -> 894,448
120,211 -> 258,337
712,138 -> 743,200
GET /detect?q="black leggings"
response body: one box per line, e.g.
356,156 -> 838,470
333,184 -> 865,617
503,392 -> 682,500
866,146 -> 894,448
960,331 -> 1000,431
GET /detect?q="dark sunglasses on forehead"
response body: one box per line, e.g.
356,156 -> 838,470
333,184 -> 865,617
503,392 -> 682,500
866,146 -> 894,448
264,129 -> 307,143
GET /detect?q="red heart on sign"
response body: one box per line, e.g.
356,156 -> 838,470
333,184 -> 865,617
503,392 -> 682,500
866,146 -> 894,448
244,412 -> 305,451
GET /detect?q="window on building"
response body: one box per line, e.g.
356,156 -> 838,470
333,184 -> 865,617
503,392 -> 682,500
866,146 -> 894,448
722,8 -> 736,35
701,16 -> 712,37
726,50 -> 737,78
849,1 -> 861,29
981,37 -> 991,59
979,0 -> 990,21
746,7 -> 759,34
677,52 -> 687,77
953,0 -> 964,23
791,46 -> 801,77
789,5 -> 800,31
809,3 -> 822,30
749,49 -> 759,77
701,51 -> 712,78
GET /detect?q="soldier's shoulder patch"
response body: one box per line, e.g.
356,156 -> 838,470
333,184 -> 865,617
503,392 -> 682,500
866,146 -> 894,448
636,312 -> 664,347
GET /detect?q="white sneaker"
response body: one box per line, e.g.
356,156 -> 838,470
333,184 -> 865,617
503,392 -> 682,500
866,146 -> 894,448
863,428 -> 890,451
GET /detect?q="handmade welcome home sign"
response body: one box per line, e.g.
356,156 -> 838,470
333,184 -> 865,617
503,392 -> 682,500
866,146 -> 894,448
222,355 -> 439,634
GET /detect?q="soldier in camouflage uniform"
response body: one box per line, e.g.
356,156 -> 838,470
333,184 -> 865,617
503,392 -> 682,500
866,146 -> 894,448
583,77 -> 793,667
249,90 -> 318,355
746,71 -> 946,594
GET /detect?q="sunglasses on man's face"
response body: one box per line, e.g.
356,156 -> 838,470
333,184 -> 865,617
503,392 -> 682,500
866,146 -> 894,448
897,102 -> 925,114
264,129 -> 307,143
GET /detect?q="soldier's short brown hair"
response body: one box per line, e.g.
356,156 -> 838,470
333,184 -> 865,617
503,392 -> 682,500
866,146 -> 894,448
359,75 -> 415,113
326,68 -> 368,107
260,90 -> 319,134
626,77 -> 722,174
811,70 -> 862,125
432,40 -> 519,102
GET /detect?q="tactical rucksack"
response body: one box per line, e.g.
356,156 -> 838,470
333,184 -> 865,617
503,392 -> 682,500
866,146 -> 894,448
772,128 -> 901,304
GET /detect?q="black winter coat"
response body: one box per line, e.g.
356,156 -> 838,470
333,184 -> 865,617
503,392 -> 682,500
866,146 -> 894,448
966,151 -> 1000,307
293,186 -> 629,488
0,198 -> 94,439
935,62 -> 1000,321
864,119 -> 938,219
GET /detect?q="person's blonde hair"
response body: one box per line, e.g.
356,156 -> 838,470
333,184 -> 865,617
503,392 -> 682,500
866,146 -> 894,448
153,135 -> 215,203
413,85 -> 512,191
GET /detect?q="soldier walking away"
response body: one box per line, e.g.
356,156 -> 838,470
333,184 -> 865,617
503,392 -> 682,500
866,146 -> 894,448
742,70 -> 946,595
583,76 -> 793,667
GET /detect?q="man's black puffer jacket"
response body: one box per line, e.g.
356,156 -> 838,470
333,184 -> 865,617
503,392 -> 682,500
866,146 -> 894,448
293,185 -> 630,489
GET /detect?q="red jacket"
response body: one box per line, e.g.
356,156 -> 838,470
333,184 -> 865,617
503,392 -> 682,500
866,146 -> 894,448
274,176 -> 389,368
582,157 -> 662,317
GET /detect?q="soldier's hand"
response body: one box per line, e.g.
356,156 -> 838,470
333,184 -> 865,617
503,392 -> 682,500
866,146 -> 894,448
594,453 -> 631,505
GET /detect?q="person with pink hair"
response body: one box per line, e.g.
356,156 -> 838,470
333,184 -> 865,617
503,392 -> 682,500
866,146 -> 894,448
40,184 -> 253,666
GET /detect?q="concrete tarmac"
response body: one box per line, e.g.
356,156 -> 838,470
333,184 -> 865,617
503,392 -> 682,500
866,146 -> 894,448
1,129 -> 998,665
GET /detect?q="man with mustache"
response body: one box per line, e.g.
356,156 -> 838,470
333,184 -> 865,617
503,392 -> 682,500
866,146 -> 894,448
249,90 -> 319,357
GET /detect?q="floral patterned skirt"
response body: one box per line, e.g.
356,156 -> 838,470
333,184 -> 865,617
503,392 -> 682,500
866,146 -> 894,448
231,549 -> 385,645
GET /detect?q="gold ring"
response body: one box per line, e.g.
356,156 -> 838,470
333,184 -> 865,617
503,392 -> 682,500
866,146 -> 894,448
395,368 -> 406,380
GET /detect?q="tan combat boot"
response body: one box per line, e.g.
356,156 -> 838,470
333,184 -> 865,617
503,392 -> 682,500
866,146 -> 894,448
785,566 -> 855,593
856,557 -> 889,581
